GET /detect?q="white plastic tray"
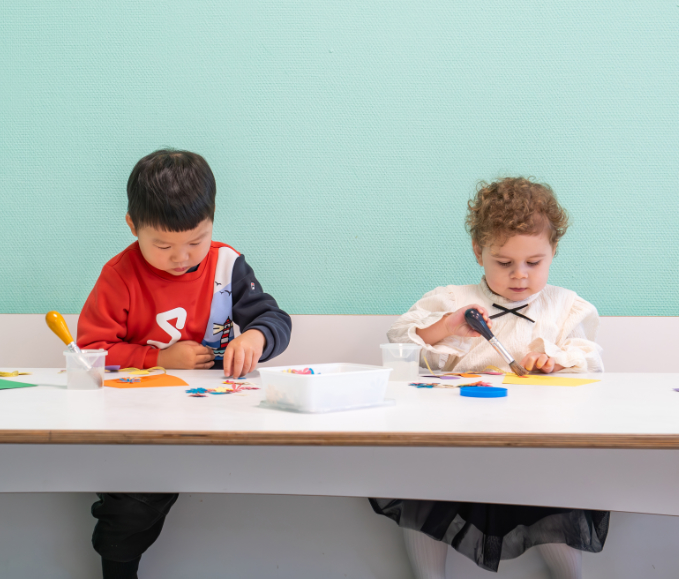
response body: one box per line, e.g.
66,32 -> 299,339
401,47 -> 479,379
258,363 -> 393,413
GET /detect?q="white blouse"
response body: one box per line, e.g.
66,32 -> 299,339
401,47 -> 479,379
388,278 -> 604,373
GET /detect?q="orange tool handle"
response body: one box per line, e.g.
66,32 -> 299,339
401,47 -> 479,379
45,311 -> 75,345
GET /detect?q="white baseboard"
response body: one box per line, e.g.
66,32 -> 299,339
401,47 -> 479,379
0,314 -> 675,372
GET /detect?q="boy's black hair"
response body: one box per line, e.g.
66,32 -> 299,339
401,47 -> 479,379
127,149 -> 216,232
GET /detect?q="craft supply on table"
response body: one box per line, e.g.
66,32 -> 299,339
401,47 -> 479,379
502,374 -> 601,387
410,380 -> 493,390
104,372 -> 187,389
421,372 -> 481,380
120,366 -> 166,375
421,354 -> 434,374
0,371 -> 32,378
105,365 -> 121,372
222,380 -> 258,388
380,343 -> 421,381
481,365 -> 505,375
46,311 -> 93,369
0,378 -> 38,391
283,367 -> 317,375
186,382 -> 260,397
260,363 -> 392,413
64,349 -> 107,390
460,386 -> 508,398
464,309 -> 528,376
46,311 -> 106,389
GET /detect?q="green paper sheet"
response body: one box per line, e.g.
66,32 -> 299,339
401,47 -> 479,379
0,378 -> 38,390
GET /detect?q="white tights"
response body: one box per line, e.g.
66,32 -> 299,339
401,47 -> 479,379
402,528 -> 583,579
535,543 -> 583,579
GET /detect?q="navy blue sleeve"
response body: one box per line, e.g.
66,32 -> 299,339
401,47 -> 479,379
230,254 -> 292,362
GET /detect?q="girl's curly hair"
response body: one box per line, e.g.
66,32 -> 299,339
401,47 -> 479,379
465,177 -> 569,248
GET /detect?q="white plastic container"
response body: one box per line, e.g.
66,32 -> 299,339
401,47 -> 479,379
258,363 -> 392,413
380,343 -> 421,381
64,349 -> 107,390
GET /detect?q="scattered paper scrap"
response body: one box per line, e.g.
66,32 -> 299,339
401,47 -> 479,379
119,366 -> 166,375
0,378 -> 38,390
187,382 -> 261,397
482,365 -> 505,375
502,374 -> 601,387
0,371 -> 32,378
410,380 -> 494,390
222,380 -> 257,388
422,375 -> 460,380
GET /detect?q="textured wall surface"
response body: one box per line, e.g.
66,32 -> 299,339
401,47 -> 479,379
1,1 -> 677,315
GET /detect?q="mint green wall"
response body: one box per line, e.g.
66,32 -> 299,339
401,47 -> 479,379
2,1 -> 677,315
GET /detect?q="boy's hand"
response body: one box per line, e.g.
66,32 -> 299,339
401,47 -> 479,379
157,340 -> 215,370
521,352 -> 564,374
224,329 -> 266,377
442,304 -> 492,338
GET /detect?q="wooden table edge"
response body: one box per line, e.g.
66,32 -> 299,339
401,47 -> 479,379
0,431 -> 678,448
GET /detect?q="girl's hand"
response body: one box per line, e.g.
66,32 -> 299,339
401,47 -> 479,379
442,304 -> 493,338
416,304 -> 492,345
223,329 -> 266,377
521,352 -> 564,374
157,340 -> 215,370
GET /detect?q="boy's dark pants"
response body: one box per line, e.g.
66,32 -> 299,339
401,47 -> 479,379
92,493 -> 179,576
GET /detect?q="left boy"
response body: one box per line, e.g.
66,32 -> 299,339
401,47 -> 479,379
77,149 -> 292,578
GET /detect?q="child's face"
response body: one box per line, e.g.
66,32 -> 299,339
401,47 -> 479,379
126,215 -> 213,275
473,231 -> 556,301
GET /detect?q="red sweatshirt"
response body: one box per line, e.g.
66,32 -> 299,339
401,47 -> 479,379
77,241 -> 292,369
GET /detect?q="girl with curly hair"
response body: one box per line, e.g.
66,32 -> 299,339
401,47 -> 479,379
370,177 -> 607,578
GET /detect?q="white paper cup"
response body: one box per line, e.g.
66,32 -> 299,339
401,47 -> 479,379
380,343 -> 421,381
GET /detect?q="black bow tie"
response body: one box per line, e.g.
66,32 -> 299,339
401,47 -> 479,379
490,303 -> 535,323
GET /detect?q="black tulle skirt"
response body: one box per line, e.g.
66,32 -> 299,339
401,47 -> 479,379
369,498 -> 609,572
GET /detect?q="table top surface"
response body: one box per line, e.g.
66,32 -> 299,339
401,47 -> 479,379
0,369 -> 677,448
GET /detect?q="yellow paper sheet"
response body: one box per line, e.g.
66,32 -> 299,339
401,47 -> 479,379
502,374 -> 600,387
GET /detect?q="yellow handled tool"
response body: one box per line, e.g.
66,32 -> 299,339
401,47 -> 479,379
46,311 -> 92,369
46,311 -> 78,349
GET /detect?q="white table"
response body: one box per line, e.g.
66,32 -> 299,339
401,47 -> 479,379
0,369 -> 677,517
